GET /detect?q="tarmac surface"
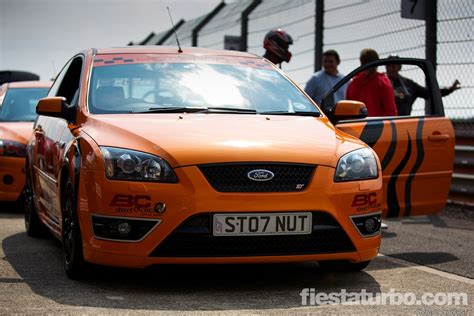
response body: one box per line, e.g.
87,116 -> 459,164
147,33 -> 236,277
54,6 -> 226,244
0,202 -> 473,314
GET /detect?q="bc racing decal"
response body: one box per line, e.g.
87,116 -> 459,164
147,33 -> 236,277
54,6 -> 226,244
109,194 -> 157,214
351,193 -> 382,212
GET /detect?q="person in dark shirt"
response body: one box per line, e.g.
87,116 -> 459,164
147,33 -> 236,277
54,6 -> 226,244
385,54 -> 461,116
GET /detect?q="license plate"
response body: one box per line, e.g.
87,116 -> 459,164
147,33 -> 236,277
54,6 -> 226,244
213,212 -> 312,236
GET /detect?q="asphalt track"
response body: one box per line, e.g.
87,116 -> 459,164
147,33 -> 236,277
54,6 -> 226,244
0,202 -> 472,314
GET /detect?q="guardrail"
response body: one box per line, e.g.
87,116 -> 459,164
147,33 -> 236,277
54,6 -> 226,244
448,120 -> 474,209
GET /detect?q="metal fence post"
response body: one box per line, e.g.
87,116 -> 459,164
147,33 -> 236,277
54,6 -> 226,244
241,0 -> 262,51
315,0 -> 324,72
425,0 -> 437,115
425,0 -> 437,74
192,1 -> 226,47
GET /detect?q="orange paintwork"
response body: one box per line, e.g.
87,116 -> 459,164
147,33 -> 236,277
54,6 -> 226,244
337,116 -> 455,217
25,47 -> 453,270
0,81 -> 51,201
334,100 -> 366,117
36,97 -> 63,114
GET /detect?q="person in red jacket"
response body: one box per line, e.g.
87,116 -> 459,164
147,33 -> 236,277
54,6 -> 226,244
346,49 -> 397,117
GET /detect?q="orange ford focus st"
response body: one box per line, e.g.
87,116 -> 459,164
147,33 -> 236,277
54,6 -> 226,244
24,47 -> 454,278
0,81 -> 51,202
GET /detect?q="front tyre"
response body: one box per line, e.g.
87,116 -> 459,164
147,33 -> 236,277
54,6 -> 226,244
62,177 -> 87,279
24,175 -> 46,237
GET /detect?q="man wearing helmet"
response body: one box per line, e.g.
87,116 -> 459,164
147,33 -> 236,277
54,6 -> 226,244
263,28 -> 293,67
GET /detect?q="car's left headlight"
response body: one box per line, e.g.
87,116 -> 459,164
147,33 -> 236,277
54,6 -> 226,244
334,148 -> 378,182
100,146 -> 177,183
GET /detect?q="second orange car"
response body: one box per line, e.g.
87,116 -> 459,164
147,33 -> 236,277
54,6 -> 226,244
0,81 -> 51,202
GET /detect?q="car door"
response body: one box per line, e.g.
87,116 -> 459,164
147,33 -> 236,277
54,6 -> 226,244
321,58 -> 455,218
46,56 -> 83,222
31,56 -> 82,226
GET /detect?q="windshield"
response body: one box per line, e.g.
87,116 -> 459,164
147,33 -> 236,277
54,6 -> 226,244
0,88 -> 49,122
88,57 -> 319,116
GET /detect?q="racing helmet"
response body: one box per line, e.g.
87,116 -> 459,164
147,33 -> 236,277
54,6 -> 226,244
263,29 -> 293,63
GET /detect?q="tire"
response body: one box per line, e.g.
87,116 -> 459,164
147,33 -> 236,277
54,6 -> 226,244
318,260 -> 371,272
24,174 -> 47,237
62,177 -> 88,279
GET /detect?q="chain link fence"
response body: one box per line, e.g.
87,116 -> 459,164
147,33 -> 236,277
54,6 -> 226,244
131,0 -> 473,123
437,0 -> 473,133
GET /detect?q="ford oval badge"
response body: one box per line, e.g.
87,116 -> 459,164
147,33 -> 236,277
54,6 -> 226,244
247,169 -> 274,182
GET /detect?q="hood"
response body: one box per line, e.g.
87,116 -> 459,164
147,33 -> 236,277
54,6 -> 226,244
83,114 -> 364,167
0,122 -> 34,144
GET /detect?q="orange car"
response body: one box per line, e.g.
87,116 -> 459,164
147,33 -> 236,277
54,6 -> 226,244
24,47 -> 454,279
0,81 -> 51,202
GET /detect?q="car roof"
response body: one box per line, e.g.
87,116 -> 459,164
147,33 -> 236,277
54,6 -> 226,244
6,81 -> 52,88
94,46 -> 260,59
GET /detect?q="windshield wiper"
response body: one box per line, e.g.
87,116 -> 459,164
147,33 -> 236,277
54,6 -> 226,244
258,111 -> 320,117
132,107 -> 207,113
132,106 -> 258,114
198,107 -> 257,114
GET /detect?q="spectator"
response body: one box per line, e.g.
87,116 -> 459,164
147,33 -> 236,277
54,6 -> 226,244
346,49 -> 397,117
385,54 -> 461,116
263,29 -> 293,68
304,50 -> 348,105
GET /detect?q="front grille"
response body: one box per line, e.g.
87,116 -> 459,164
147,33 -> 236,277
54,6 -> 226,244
150,212 -> 355,257
198,163 -> 315,192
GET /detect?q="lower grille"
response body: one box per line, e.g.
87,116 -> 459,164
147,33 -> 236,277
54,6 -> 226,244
150,212 -> 355,257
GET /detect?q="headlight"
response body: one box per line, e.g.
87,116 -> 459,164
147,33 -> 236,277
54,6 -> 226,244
334,148 -> 378,182
0,140 -> 27,157
100,147 -> 177,183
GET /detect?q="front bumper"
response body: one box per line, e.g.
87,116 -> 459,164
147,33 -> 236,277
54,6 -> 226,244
78,165 -> 382,268
0,156 -> 26,201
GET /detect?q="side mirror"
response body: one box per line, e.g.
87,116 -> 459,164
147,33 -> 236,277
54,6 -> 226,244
36,97 -> 74,121
334,100 -> 367,121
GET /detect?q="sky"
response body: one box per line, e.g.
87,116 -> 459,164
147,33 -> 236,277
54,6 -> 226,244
0,0 -> 222,80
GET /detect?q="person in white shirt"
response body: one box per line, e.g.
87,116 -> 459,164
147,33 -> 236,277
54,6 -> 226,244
304,50 -> 348,105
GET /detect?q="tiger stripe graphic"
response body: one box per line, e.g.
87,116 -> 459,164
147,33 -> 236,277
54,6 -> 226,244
338,117 -> 431,218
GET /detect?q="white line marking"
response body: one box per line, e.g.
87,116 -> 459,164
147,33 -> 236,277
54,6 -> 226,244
452,173 -> 474,180
455,145 -> 474,152
378,254 -> 474,285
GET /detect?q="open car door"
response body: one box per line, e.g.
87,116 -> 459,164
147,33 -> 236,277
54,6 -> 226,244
322,58 -> 455,218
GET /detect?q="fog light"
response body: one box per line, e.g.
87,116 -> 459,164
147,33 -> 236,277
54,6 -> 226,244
3,175 -> 13,185
364,218 -> 376,232
350,213 -> 381,237
117,222 -> 131,235
155,202 -> 166,213
92,215 -> 161,241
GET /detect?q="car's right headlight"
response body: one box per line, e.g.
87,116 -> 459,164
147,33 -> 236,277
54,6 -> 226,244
334,148 -> 378,182
100,146 -> 177,183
